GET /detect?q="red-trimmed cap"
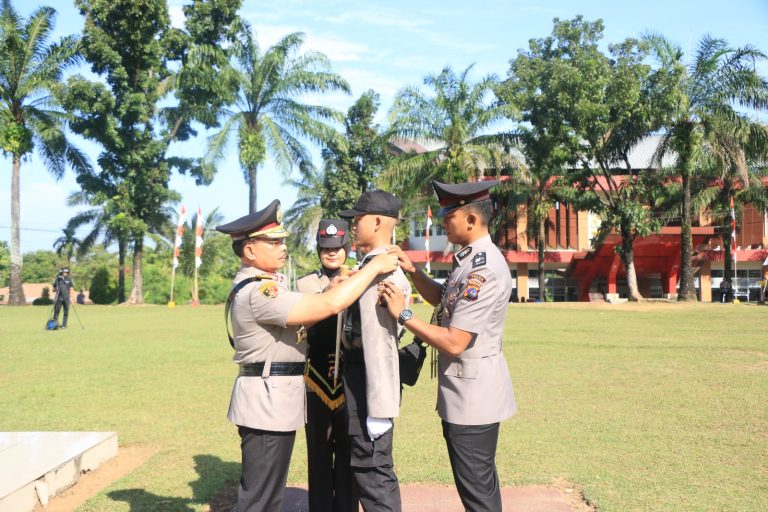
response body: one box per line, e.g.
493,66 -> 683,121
432,180 -> 498,216
316,219 -> 350,249
215,199 -> 289,240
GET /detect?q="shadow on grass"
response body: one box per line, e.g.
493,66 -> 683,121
107,454 -> 309,512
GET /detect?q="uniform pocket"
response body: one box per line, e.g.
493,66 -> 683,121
443,359 -> 478,379
268,375 -> 303,389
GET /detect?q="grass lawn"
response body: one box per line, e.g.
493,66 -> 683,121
1,301 -> 767,511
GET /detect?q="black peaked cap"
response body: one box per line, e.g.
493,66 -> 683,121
215,199 -> 289,240
432,180 -> 498,216
338,190 -> 402,219
317,219 -> 350,249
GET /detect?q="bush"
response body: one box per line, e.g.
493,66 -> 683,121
32,286 -> 54,305
89,267 -> 118,304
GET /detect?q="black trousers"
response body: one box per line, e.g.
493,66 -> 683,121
305,391 -> 358,512
53,299 -> 69,327
342,355 -> 401,512
236,426 -> 296,512
442,421 -> 501,512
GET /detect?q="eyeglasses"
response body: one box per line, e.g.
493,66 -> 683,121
251,238 -> 286,247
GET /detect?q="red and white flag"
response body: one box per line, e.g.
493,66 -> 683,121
195,207 -> 204,268
172,206 -> 186,269
730,196 -> 737,262
425,205 -> 433,274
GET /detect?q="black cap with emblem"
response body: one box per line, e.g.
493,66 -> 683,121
432,180 -> 498,217
338,190 -> 402,219
215,199 -> 289,240
316,219 -> 350,249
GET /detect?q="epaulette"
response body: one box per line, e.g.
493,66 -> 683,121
298,270 -> 321,281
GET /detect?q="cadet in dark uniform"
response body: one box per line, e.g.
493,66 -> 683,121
379,180 -> 517,512
52,268 -> 74,329
338,190 -> 411,512
296,219 -> 358,512
216,200 -> 399,512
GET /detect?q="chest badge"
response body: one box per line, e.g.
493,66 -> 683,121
456,246 -> 473,261
297,325 -> 307,344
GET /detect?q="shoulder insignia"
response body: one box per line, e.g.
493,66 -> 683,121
471,251 -> 486,268
298,270 -> 321,282
456,246 -> 473,261
259,281 -> 280,298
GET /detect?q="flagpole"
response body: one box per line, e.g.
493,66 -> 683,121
169,205 -> 186,308
425,206 -> 432,275
192,207 -> 203,306
731,197 -> 738,301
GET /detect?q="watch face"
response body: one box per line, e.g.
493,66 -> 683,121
399,309 -> 413,324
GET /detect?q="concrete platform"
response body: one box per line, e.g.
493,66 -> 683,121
0,432 -> 118,512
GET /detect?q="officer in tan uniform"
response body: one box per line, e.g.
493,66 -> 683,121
338,190 -> 411,512
296,219 -> 358,512
216,200 -> 399,512
379,180 -> 516,512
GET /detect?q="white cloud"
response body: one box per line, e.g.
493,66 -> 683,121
250,24 -> 369,62
168,5 -> 186,29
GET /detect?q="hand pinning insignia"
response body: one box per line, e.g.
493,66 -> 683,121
260,282 -> 280,298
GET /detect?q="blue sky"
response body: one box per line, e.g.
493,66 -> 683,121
2,0 -> 767,252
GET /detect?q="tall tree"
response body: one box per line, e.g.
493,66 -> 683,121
386,65 -> 521,198
205,28 -> 350,213
68,0 -> 239,304
694,122 -> 768,283
53,226 -> 82,268
646,33 -> 768,301
0,0 -> 89,305
65,189 -> 129,303
502,18 -> 677,301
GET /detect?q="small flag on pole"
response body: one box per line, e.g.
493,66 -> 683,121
425,206 -> 432,274
195,207 -> 204,268
173,206 -> 186,269
730,197 -> 737,261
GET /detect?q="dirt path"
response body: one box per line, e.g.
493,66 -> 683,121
39,446 -> 594,512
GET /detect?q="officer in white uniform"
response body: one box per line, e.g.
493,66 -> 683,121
379,180 -> 516,512
216,200 -> 399,512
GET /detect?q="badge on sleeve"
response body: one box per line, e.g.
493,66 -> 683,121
463,284 -> 480,301
471,251 -> 486,268
260,281 -> 280,298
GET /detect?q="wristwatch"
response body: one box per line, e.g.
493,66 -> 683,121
397,308 -> 413,325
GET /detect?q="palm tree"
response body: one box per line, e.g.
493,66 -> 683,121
386,65 -> 521,198
53,226 -> 81,267
695,123 -> 768,284
0,1 -> 89,305
205,28 -> 350,213
646,34 -> 768,301
65,191 -> 129,303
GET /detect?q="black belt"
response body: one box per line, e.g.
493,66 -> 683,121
239,362 -> 306,377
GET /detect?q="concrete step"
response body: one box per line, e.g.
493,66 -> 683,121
0,432 -> 118,512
